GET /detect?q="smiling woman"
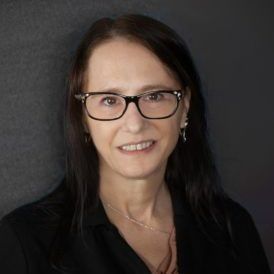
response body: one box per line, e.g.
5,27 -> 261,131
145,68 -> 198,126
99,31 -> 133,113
0,13 -> 271,274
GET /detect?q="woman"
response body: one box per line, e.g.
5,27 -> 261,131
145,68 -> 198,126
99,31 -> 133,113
0,14 -> 271,274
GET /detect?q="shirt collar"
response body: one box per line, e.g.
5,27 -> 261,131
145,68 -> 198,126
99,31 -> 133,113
83,198 -> 111,227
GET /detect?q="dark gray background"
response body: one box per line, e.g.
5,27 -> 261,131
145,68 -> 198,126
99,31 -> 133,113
0,0 -> 273,271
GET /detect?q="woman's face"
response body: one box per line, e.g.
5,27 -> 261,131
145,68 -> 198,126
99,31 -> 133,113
83,38 -> 190,181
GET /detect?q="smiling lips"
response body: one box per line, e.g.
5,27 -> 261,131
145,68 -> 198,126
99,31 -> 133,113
119,140 -> 155,152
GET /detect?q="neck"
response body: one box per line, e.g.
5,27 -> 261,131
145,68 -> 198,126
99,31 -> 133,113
98,166 -> 172,225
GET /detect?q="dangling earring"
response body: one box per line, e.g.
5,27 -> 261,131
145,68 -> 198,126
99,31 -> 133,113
84,132 -> 91,144
180,117 -> 188,143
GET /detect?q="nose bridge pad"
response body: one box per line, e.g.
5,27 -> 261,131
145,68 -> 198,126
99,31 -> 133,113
126,96 -> 141,115
122,96 -> 148,133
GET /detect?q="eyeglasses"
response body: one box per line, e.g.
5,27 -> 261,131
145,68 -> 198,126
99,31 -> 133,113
74,89 -> 184,121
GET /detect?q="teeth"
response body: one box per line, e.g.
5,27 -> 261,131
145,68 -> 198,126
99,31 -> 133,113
121,141 -> 154,151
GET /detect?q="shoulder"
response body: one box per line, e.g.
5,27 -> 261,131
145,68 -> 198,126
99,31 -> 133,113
0,199 -> 60,246
2,200 -> 43,226
1,183 -> 68,237
223,197 -> 263,238
0,217 -> 27,272
0,191 -> 65,273
0,202 -> 40,274
221,197 -> 271,273
224,197 -> 255,223
2,200 -> 48,226
1,179 -> 68,237
221,197 -> 262,244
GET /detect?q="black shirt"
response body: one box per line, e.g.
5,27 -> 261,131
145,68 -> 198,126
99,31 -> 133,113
0,185 -> 271,274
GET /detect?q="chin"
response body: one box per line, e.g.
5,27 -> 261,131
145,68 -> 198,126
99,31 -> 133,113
118,166 -> 160,180
120,171 -> 151,180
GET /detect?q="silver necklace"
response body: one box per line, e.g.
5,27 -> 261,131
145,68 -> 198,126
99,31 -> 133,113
102,200 -> 171,235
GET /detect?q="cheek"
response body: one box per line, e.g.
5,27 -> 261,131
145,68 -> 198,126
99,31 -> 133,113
167,125 -> 180,150
158,119 -> 180,151
87,122 -> 112,153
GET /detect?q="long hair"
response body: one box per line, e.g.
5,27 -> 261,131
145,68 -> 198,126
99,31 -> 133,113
40,13 -> 236,271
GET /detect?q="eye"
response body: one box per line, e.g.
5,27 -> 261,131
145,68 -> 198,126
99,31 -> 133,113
102,96 -> 119,106
143,92 -> 164,102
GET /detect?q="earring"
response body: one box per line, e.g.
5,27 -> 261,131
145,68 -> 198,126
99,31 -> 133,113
84,132 -> 91,144
180,117 -> 188,143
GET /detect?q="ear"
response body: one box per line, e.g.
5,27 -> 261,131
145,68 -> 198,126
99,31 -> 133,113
180,86 -> 191,128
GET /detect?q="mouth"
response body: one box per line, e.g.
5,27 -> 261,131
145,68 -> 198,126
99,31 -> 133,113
118,140 -> 157,154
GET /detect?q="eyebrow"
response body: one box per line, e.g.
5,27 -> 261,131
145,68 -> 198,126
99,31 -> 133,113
91,84 -> 178,94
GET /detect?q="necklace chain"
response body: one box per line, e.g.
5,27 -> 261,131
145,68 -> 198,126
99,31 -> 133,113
102,200 -> 171,235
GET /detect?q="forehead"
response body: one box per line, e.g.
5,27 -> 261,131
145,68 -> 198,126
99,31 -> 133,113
85,38 -> 180,93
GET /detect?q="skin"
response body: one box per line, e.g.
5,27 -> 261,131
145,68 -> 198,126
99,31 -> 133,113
83,37 -> 191,233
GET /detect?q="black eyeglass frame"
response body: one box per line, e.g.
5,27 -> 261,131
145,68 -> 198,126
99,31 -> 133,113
74,89 -> 185,121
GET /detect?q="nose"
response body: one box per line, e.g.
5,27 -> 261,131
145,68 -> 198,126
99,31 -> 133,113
121,101 -> 147,133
